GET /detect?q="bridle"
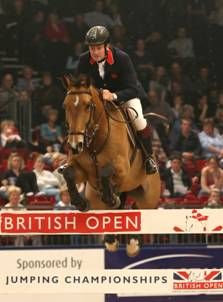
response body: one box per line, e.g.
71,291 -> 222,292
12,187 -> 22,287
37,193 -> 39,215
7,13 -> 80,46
65,88 -> 110,154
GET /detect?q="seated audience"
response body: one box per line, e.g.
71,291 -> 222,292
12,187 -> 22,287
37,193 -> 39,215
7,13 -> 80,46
1,153 -> 38,197
169,118 -> 202,160
0,120 -> 26,148
199,156 -> 223,196
55,186 -> 76,209
199,118 -> 223,159
3,186 -> 25,246
162,153 -> 194,198
33,155 -> 60,201
39,109 -> 64,150
205,187 -> 222,208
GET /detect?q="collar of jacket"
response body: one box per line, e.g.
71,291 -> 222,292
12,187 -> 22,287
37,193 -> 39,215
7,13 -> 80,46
89,48 -> 114,65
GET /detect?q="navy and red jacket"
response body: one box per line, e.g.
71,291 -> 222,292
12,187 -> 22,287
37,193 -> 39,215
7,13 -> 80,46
76,46 -> 147,104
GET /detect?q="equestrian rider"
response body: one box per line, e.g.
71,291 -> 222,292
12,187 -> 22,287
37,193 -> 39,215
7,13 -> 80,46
76,25 -> 157,174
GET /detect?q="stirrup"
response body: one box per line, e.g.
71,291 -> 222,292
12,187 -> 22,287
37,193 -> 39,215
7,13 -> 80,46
145,157 -> 158,175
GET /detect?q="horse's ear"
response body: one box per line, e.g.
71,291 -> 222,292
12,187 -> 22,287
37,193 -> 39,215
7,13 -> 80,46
61,74 -> 73,89
79,74 -> 91,88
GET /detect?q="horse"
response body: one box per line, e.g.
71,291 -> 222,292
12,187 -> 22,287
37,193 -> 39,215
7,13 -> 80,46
61,74 -> 161,256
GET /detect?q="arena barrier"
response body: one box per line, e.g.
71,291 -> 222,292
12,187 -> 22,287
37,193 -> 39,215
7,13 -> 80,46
0,209 -> 223,301
0,208 -> 223,235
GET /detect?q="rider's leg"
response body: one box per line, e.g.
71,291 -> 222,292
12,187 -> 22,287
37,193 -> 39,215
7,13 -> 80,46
123,98 -> 158,174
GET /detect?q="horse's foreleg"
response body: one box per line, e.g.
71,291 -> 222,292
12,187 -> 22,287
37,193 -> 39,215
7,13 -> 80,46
62,166 -> 89,212
99,165 -> 121,209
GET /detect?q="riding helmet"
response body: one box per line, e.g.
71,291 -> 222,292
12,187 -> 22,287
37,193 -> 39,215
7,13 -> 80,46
85,26 -> 110,45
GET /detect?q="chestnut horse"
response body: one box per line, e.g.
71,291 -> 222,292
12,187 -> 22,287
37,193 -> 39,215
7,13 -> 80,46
62,75 -> 160,255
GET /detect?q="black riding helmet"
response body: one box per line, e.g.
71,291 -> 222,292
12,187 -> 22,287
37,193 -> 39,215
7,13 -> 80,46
85,26 -> 110,45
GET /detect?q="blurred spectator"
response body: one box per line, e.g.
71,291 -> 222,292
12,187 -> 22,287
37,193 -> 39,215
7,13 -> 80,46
215,107 -> 223,135
169,118 -> 202,160
3,185 -> 25,246
39,108 -> 63,150
55,185 -> 75,209
16,65 -> 39,95
168,26 -> 195,62
145,31 -> 168,66
194,66 -> 212,97
4,0 -> 29,58
167,62 -> 195,103
131,38 -> 154,89
33,155 -> 60,201
51,152 -> 67,187
1,153 -> 38,196
199,156 -> 223,196
171,94 -> 184,118
194,94 -> 212,129
199,118 -> 223,159
22,7 -> 47,68
44,10 -> 70,75
32,71 -> 64,125
110,24 -> 127,49
149,65 -> 169,101
145,87 -> 175,155
68,13 -> 88,44
107,2 -> 123,26
0,73 -> 19,121
162,153 -> 193,198
0,119 -> 26,148
84,0 -> 114,28
214,91 -> 223,119
65,41 -> 84,73
205,187 -> 222,208
170,104 -> 198,141
187,0 -> 210,60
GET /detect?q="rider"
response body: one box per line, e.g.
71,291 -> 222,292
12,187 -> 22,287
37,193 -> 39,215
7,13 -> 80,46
76,25 -> 157,174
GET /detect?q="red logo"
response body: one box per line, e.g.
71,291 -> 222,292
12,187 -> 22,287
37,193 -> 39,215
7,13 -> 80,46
173,270 -> 223,290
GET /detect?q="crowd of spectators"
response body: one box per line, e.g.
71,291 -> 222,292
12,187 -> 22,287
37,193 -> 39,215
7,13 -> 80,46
1,0 -> 223,246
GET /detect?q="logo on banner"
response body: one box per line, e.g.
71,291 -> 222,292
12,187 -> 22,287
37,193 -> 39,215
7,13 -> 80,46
173,270 -> 223,290
172,209 -> 223,233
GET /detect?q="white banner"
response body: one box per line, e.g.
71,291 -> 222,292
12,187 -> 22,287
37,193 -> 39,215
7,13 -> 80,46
0,250 -> 223,295
0,208 -> 223,234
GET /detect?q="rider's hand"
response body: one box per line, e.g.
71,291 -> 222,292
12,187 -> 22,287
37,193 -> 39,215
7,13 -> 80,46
102,89 -> 116,102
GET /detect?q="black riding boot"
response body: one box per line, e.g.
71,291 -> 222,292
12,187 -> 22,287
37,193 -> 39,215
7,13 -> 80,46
137,125 -> 158,174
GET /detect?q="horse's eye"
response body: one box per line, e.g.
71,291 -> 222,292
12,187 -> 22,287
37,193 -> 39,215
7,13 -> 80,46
86,103 -> 92,111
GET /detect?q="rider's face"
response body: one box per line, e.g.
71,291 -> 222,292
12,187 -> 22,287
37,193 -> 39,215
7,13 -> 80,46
89,44 -> 106,62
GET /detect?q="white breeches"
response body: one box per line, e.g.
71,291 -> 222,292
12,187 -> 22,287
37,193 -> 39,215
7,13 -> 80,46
122,98 -> 147,131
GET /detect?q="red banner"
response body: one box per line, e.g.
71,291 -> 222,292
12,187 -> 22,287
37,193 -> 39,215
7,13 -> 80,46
0,211 -> 141,234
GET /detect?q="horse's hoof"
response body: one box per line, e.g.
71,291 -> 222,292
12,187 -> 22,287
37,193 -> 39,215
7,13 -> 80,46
126,238 -> 140,257
75,199 -> 90,212
105,238 -> 119,252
